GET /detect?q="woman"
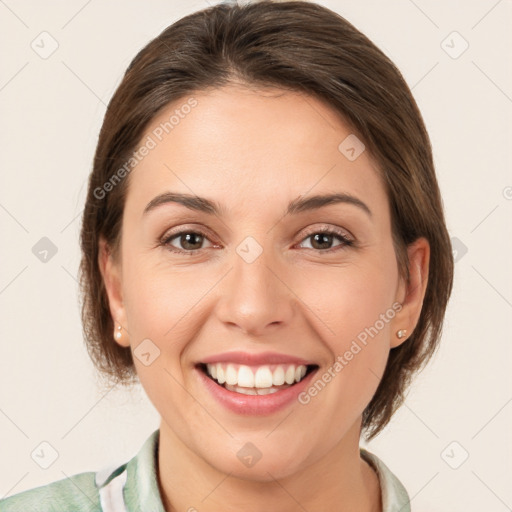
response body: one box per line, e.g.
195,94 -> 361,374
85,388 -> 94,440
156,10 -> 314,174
0,1 -> 453,510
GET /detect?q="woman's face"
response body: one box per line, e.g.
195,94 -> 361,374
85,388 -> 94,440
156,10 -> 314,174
101,84 -> 427,480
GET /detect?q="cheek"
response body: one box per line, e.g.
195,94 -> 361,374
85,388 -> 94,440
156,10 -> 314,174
293,256 -> 398,396
298,260 -> 398,344
121,258 -> 207,408
122,251 -> 205,338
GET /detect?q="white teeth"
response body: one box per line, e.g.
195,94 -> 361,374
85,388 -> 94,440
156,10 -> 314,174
224,383 -> 285,395
285,365 -> 296,384
255,387 -> 281,395
273,366 -> 285,385
205,363 -> 310,389
254,366 -> 273,388
295,365 -> 306,382
225,384 -> 258,395
225,364 -> 238,386
237,365 -> 255,387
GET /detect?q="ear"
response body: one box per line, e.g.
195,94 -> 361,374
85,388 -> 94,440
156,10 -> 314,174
391,237 -> 430,348
98,236 -> 130,348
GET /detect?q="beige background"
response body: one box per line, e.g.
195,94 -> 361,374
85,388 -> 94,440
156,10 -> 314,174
1,0 -> 511,510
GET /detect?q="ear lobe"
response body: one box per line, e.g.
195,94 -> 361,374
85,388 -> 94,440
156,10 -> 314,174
391,237 -> 430,348
98,236 -> 129,347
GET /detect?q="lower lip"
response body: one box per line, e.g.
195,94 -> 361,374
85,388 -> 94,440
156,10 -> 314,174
195,366 -> 319,415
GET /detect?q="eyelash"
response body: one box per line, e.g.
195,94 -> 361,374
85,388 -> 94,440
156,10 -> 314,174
160,225 -> 355,255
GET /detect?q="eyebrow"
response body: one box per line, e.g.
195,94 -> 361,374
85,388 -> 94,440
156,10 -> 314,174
143,191 -> 372,218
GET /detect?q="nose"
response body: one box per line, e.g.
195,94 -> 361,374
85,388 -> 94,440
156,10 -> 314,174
215,244 -> 295,337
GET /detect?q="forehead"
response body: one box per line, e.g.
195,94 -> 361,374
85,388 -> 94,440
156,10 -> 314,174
125,84 -> 387,218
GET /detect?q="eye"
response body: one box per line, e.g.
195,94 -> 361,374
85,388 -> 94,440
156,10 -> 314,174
160,225 -> 354,255
162,229 -> 215,254
297,226 -> 354,253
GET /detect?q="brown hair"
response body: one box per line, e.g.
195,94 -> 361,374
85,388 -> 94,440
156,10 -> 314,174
79,0 -> 453,440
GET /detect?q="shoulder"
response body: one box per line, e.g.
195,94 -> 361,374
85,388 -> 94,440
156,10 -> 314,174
0,430 -> 160,512
0,471 -> 101,512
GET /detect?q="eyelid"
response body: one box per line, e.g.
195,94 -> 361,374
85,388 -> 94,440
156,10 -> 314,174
293,224 -> 355,253
299,223 -> 354,241
160,223 -> 356,253
160,225 -> 216,246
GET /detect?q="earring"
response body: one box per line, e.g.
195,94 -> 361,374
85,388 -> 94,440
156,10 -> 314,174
115,324 -> 122,340
396,329 -> 407,339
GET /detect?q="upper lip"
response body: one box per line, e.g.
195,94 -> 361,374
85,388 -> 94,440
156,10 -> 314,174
198,351 -> 317,367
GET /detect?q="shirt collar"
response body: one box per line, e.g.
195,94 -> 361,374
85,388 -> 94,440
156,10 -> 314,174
360,447 -> 412,511
119,429 -> 165,512
116,429 -> 411,512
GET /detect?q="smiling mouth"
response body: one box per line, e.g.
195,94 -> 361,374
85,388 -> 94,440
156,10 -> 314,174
196,363 -> 319,395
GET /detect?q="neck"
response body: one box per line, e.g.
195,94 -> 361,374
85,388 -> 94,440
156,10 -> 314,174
156,418 -> 382,512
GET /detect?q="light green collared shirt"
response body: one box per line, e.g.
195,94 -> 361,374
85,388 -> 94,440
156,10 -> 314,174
0,429 -> 411,511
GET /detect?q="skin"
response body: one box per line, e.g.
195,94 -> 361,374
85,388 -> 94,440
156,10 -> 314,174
99,84 -> 429,512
